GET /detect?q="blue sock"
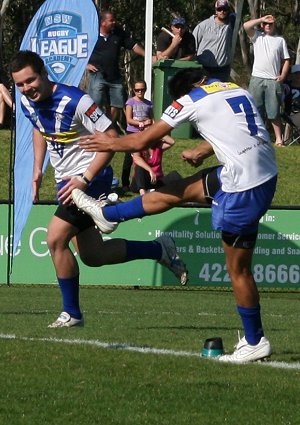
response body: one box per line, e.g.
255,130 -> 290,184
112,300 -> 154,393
57,275 -> 82,319
103,196 -> 146,222
237,304 -> 264,345
125,240 -> 162,262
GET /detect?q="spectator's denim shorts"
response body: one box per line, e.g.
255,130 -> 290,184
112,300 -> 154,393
88,71 -> 124,108
248,76 -> 283,120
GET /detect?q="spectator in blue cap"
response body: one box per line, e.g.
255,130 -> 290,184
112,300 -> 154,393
156,16 -> 195,61
172,17 -> 186,26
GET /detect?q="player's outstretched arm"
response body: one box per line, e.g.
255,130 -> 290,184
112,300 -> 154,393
79,120 -> 173,153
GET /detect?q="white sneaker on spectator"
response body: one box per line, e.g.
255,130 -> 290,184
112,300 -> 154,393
219,336 -> 272,363
72,189 -> 118,234
156,235 -> 188,285
48,312 -> 84,328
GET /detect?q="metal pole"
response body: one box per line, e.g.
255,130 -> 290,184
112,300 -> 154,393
6,90 -> 16,286
296,37 -> 300,64
144,0 -> 153,99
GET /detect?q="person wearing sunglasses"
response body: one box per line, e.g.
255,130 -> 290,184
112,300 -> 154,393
156,17 -> 196,62
122,80 -> 179,194
193,0 -> 236,82
121,80 -> 153,192
243,14 -> 290,147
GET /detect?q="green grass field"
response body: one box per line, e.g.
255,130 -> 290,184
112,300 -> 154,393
1,129 -> 300,205
1,285 -> 300,425
1,129 -> 300,424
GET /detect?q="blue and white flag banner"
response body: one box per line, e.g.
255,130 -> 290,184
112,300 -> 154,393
13,0 -> 99,254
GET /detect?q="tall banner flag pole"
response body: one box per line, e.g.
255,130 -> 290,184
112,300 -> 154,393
12,0 -> 99,261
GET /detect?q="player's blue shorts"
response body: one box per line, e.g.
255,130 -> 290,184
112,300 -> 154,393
212,170 -> 277,235
56,165 -> 113,201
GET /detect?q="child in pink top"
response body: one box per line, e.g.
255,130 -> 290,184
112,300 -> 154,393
131,137 -> 181,195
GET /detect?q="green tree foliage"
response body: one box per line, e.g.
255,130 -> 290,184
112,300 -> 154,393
1,0 -> 40,79
1,0 -> 299,84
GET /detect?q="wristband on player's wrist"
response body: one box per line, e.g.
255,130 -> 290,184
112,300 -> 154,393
77,175 -> 90,185
81,174 -> 91,184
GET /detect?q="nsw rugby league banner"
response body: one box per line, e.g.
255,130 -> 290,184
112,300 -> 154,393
13,0 -> 99,254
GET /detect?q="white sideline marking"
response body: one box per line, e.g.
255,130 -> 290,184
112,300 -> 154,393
1,333 -> 299,370
96,310 -> 217,316
0,333 -> 199,357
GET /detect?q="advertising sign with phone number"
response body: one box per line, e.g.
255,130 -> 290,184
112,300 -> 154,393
0,205 -> 299,288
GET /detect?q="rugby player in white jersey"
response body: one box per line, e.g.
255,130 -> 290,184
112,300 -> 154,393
11,51 -> 187,328
72,68 -> 278,363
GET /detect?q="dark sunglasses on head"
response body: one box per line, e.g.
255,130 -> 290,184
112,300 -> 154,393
216,7 -> 229,12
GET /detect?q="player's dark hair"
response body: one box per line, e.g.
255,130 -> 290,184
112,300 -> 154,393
168,68 -> 209,99
10,50 -> 45,75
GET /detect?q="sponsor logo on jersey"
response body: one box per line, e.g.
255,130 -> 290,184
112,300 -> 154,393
30,12 -> 88,82
202,81 -> 239,94
85,103 -> 103,123
164,101 -> 183,119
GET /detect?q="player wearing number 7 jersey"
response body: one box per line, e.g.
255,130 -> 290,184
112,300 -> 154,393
73,68 -> 278,363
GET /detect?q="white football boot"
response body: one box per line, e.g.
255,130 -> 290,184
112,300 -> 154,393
48,312 -> 84,328
219,335 -> 272,363
72,188 -> 118,234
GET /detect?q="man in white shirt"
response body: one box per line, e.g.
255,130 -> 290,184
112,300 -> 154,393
244,14 -> 290,146
72,67 -> 278,363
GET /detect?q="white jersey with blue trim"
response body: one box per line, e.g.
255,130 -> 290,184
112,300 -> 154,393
20,83 -> 112,182
162,80 -> 278,192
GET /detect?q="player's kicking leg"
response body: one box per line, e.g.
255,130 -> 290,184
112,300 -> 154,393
72,188 -> 119,233
72,167 -> 218,233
